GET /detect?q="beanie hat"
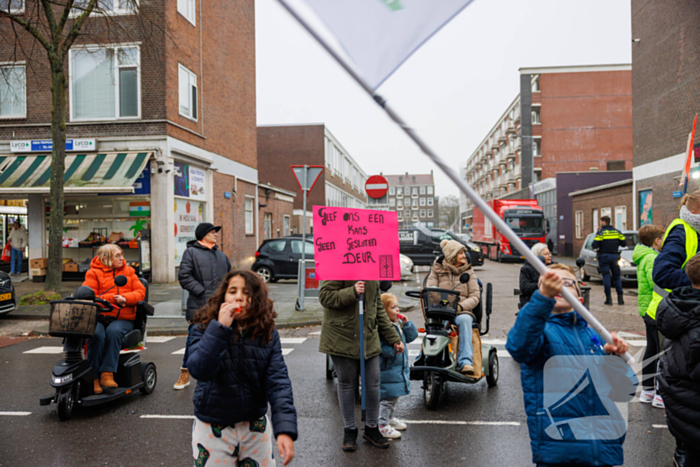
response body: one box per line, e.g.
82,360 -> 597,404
440,239 -> 467,264
195,222 -> 221,241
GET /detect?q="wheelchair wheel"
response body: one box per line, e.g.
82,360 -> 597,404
57,383 -> 77,421
139,363 -> 157,395
486,352 -> 499,387
424,372 -> 441,409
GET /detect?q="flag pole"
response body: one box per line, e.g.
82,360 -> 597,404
276,0 -> 633,364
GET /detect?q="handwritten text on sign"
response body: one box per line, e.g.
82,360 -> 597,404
313,206 -> 400,281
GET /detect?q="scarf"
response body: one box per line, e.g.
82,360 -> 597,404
442,260 -> 470,276
680,205 -> 700,233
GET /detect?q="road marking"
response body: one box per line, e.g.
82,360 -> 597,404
618,332 -> 644,338
308,331 -> 321,336
626,340 -> 647,347
403,420 -> 520,426
0,411 -> 31,416
23,346 -> 64,354
652,424 -> 668,429
408,350 -> 420,357
172,348 -> 186,355
280,338 -> 307,344
282,349 -> 294,355
497,350 -> 511,358
141,415 -> 195,420
147,336 -> 176,343
482,339 -> 507,346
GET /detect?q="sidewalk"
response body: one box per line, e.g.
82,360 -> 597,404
8,276 -> 422,336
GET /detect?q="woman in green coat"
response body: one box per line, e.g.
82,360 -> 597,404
319,280 -> 402,452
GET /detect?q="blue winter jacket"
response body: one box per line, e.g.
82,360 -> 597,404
187,320 -> 298,441
653,224 -> 699,290
506,292 -> 637,466
379,320 -> 419,400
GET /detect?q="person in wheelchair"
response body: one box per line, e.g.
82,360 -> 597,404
82,244 -> 146,394
426,239 -> 480,375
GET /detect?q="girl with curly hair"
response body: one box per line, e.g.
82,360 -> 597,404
187,270 -> 297,466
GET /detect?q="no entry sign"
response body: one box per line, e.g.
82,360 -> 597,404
365,175 -> 389,199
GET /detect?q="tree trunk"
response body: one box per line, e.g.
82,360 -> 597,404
44,60 -> 67,292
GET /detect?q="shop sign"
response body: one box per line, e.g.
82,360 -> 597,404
174,198 -> 204,266
174,161 -> 207,200
174,161 -> 189,197
189,167 -> 206,200
10,138 -> 96,153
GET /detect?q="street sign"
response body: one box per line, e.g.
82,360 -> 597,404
291,165 -> 324,194
365,174 -> 389,199
673,190 -> 683,198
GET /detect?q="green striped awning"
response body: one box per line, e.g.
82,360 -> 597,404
0,152 -> 151,193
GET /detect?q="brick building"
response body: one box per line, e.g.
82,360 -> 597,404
0,1 -> 258,281
383,172 -> 438,228
570,179 -> 633,255
257,124 -> 368,234
632,2 -> 700,229
462,64 -> 633,230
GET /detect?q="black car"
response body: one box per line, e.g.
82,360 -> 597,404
0,271 -> 17,315
252,237 -> 315,283
399,227 -> 484,267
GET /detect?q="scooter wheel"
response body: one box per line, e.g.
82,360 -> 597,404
486,352 -> 499,387
139,363 -> 157,395
424,372 -> 441,410
57,385 -> 76,421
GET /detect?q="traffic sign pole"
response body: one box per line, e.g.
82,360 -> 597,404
300,167 -> 308,311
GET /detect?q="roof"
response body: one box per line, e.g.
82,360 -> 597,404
568,179 -> 633,197
384,173 -> 434,186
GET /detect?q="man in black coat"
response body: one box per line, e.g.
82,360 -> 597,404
174,222 -> 231,390
656,254 -> 700,467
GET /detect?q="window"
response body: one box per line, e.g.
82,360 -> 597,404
0,64 -> 26,118
607,160 -> 626,171
427,197 -> 433,206
531,75 -> 540,92
615,206 -> 627,230
404,198 -> 410,206
428,209 -> 433,218
283,215 -> 290,237
291,240 -> 314,255
177,0 -> 196,25
179,64 -> 198,120
427,186 -> 433,195
532,108 -> 540,124
70,46 -> 139,120
72,0 -> 135,15
389,186 -> 395,195
389,198 -> 395,207
397,205 -> 403,211
412,187 -> 418,196
0,0 -> 23,14
592,209 -> 599,232
419,198 -> 425,206
420,209 -> 426,218
412,199 -> 418,207
245,197 -> 254,235
263,213 -> 272,240
534,169 -> 542,183
575,211 -> 584,239
533,139 -> 541,157
266,240 -> 285,252
404,187 -> 410,196
420,186 -> 426,195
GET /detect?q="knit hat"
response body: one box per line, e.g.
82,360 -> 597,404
195,222 -> 221,241
440,239 -> 467,264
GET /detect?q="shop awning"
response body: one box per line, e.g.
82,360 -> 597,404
0,152 -> 152,194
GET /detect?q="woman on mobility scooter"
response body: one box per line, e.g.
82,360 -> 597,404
83,244 -> 146,394
426,239 -> 480,375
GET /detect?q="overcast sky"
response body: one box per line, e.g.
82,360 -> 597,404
255,0 -> 632,200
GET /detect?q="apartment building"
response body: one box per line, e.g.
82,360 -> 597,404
384,172 -> 438,228
257,124 -> 368,233
0,0 -> 258,282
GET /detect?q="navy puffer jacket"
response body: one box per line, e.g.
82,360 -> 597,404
187,320 -> 298,440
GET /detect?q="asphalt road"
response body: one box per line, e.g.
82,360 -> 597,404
0,259 -> 678,466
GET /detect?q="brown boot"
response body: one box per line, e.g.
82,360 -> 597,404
460,364 -> 475,376
174,368 -> 190,390
100,372 -> 118,388
93,378 -> 103,395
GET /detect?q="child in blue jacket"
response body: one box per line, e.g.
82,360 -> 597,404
506,263 -> 637,467
378,293 -> 419,439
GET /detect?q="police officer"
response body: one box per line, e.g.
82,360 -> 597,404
592,215 -> 627,305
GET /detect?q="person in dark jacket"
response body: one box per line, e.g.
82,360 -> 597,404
506,263 -> 636,467
175,222 -> 231,390
188,270 -> 296,466
519,243 -> 553,309
592,216 -> 627,305
656,254 -> 700,467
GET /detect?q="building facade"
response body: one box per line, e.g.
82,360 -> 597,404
384,172 -> 438,228
631,1 -> 700,230
0,0 -> 258,282
462,64 -> 633,231
257,124 -> 368,234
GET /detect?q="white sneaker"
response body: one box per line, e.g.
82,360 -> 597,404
652,394 -> 665,409
379,425 -> 401,439
639,389 -> 655,404
389,418 -> 407,431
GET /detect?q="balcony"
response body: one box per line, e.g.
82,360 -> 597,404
514,139 -> 521,151
396,192 -> 403,199
498,130 -> 507,143
514,109 -> 521,124
506,146 -> 515,159
506,120 -> 516,134
490,137 -> 499,150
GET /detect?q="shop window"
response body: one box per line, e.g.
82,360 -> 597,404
178,64 -> 198,121
283,215 -> 290,237
0,0 -> 23,13
0,64 -> 26,118
263,213 -> 272,240
70,46 -> 140,120
575,211 -> 584,239
245,197 -> 254,235
177,0 -> 196,25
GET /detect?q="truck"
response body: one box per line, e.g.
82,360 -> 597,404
472,199 -> 548,262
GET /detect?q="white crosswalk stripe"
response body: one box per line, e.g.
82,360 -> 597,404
147,336 -> 176,343
23,346 -> 64,354
280,338 -> 307,344
282,349 -> 294,355
0,411 -> 31,416
172,348 -> 186,355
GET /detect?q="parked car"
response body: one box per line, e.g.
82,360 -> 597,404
252,237 -> 315,283
399,227 -> 484,267
399,254 -> 414,280
0,271 -> 17,315
578,230 -> 639,283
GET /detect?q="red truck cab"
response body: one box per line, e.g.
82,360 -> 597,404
472,199 -> 547,262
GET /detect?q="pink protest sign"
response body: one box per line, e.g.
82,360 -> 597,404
313,206 -> 400,281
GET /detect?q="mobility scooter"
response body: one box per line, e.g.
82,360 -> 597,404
39,275 -> 157,420
407,273 -> 497,409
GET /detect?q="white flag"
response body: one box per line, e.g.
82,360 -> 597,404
299,0 -> 475,90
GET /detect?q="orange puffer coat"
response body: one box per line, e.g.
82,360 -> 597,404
82,256 -> 146,321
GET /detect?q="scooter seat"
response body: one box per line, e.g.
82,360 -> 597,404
121,329 -> 143,349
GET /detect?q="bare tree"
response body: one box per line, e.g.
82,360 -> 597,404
0,0 -> 162,291
439,194 -> 459,230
